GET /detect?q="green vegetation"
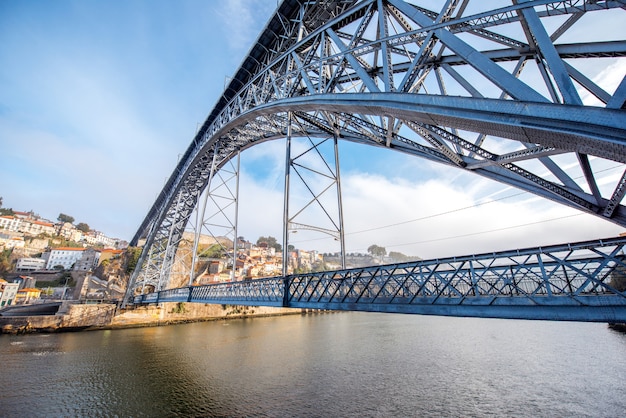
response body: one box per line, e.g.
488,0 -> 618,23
170,302 -> 187,314
388,251 -> 408,262
367,244 -> 387,257
50,236 -> 84,248
257,236 -> 282,252
198,243 -> 225,258
0,249 -> 13,278
125,247 -> 142,274
35,271 -> 75,289
57,213 -> 75,224
76,222 -> 90,233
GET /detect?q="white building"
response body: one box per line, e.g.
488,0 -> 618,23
20,219 -> 56,236
0,215 -> 21,232
82,233 -> 98,246
93,230 -> 115,247
4,236 -> 25,249
0,280 -> 19,307
45,247 -> 85,270
81,230 -> 116,248
16,257 -> 47,271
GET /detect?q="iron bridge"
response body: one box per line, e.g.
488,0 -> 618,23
133,237 -> 626,322
125,1 -> 626,322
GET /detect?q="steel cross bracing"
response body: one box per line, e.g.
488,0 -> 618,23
127,0 -> 626,300
134,236 -> 626,322
283,112 -> 347,274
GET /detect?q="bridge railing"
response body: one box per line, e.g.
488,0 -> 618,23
135,277 -> 286,307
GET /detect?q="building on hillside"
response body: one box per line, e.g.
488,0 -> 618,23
12,211 -> 35,220
82,232 -> 98,246
92,230 -> 117,248
234,259 -> 249,279
262,261 -> 279,275
56,222 -> 79,240
237,237 -> 253,250
20,219 -> 56,236
249,247 -> 263,258
16,257 -> 47,272
0,215 -> 21,232
0,279 -> 19,307
115,240 -> 129,250
216,272 -> 232,282
13,275 -> 36,289
208,260 -> 225,274
79,230 -> 117,248
45,247 -> 85,270
4,236 -> 25,249
74,248 -> 101,271
15,288 -> 41,304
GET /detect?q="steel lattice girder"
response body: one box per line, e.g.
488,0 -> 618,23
136,236 -> 626,322
128,0 -> 626,297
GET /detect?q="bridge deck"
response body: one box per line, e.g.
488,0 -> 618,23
133,237 -> 626,322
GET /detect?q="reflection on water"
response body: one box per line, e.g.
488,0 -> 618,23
1,313 -> 625,417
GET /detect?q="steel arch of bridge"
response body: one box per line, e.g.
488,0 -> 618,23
134,237 -> 626,322
126,0 -> 626,302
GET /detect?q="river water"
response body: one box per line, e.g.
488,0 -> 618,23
1,312 -> 625,417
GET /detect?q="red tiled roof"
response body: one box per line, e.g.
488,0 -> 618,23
101,249 -> 123,254
33,220 -> 53,226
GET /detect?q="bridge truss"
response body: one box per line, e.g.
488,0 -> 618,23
125,0 -> 626,304
134,237 -> 626,322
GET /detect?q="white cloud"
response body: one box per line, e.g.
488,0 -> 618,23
580,59 -> 626,106
215,0 -> 277,54
229,142 -> 624,259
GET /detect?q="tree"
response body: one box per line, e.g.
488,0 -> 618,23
57,213 -> 75,224
256,236 -> 282,252
388,251 -> 410,262
0,249 -> 12,278
198,243 -> 224,258
367,244 -> 387,258
125,247 -> 143,274
76,222 -> 90,233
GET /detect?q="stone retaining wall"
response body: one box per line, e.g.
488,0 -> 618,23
1,302 -> 302,333
111,302 -> 301,328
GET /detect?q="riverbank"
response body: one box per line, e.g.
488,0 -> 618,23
0,302 -> 304,334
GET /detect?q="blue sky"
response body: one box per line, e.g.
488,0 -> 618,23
0,0 -> 277,238
1,0 -> 624,258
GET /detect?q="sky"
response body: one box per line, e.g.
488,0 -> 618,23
1,0 -> 624,260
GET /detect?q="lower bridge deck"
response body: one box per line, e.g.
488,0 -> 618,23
133,237 -> 626,322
